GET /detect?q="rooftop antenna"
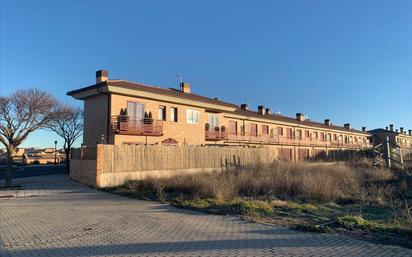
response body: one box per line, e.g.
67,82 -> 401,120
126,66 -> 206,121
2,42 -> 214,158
174,73 -> 183,84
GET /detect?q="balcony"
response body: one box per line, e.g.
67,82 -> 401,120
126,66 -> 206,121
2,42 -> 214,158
219,131 -> 371,149
111,115 -> 163,136
205,125 -> 228,141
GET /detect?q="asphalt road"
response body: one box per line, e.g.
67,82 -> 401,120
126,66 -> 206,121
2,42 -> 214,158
0,164 -> 66,180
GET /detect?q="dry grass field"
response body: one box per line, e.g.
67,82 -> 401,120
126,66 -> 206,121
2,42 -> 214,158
104,159 -> 412,248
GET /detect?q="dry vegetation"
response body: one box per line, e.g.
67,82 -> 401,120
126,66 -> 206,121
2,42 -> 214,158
142,161 -> 394,202
104,160 -> 412,248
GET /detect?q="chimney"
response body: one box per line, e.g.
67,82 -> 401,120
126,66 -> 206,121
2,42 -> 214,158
180,82 -> 191,93
258,105 -> 266,115
265,108 -> 272,115
362,127 -> 366,132
324,119 -> 331,126
240,104 -> 248,110
344,123 -> 351,130
396,129 -> 399,133
389,124 -> 394,131
400,127 -> 404,134
96,70 -> 108,83
296,113 -> 305,122
409,130 -> 412,136
385,126 -> 388,130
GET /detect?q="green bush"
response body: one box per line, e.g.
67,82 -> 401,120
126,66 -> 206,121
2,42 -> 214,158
227,200 -> 273,216
295,224 -> 332,233
336,215 -> 377,231
178,199 -> 273,217
180,199 -> 213,209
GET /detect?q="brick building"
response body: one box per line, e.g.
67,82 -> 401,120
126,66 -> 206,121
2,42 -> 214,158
369,125 -> 412,153
67,70 -> 372,161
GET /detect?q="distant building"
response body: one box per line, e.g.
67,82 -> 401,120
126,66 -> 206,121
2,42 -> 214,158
67,70 -> 372,161
0,147 -> 66,165
369,125 -> 412,154
23,148 -> 66,164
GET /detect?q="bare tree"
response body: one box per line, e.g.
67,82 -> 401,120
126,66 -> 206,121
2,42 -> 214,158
0,89 -> 60,187
49,106 -> 83,171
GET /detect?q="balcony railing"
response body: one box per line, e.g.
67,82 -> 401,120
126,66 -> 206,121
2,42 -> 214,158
205,130 -> 228,141
111,115 -> 163,136
207,131 -> 371,149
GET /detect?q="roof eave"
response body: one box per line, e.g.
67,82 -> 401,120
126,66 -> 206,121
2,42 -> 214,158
67,83 -> 108,100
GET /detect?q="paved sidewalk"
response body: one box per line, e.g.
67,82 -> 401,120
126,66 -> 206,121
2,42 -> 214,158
1,175 -> 411,257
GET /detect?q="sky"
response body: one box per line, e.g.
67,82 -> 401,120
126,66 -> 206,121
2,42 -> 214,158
1,0 -> 411,149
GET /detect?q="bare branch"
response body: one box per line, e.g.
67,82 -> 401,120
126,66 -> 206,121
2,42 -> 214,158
0,88 -> 60,151
48,105 -> 83,154
0,88 -> 62,186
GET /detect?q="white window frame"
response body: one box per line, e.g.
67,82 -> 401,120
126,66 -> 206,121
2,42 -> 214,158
208,114 -> 219,128
186,109 -> 200,124
158,106 -> 166,121
170,107 -> 178,122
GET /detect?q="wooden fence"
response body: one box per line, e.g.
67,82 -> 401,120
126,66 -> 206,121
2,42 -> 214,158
70,145 -> 275,187
101,145 -> 273,173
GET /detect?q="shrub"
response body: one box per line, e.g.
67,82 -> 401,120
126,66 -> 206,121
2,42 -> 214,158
227,200 -> 273,216
336,215 -> 377,231
179,199 -> 272,217
295,224 -> 332,233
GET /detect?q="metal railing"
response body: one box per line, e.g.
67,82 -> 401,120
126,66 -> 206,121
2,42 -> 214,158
111,115 -> 163,136
217,131 -> 371,149
205,130 -> 228,141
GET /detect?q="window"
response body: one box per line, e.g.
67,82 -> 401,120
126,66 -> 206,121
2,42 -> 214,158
229,121 -> 237,134
170,107 -> 178,122
127,101 -> 144,121
250,123 -> 258,136
262,125 -> 269,135
296,129 -> 302,139
327,133 -> 331,141
305,130 -> 310,138
333,134 -> 337,141
320,132 -> 325,141
208,114 -> 219,128
286,128 -> 293,139
240,124 -> 247,135
186,109 -> 200,124
277,127 -> 284,136
314,132 -> 319,139
158,106 -> 166,121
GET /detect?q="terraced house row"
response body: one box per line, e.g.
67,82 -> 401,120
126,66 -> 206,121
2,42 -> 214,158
369,125 -> 412,153
68,70 -> 375,161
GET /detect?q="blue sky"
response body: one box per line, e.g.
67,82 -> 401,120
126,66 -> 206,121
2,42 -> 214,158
1,0 -> 411,148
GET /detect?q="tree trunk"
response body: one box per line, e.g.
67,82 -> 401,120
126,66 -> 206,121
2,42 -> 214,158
5,145 -> 16,188
65,147 -> 70,173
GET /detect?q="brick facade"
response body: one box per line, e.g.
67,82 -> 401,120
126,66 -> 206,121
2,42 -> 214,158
68,70 -> 373,161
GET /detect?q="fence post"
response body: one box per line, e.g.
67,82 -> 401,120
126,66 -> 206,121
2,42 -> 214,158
385,136 -> 391,168
399,147 -> 404,170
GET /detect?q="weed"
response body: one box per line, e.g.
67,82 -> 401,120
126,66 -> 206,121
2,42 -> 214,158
336,215 -> 377,231
295,224 -> 332,233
